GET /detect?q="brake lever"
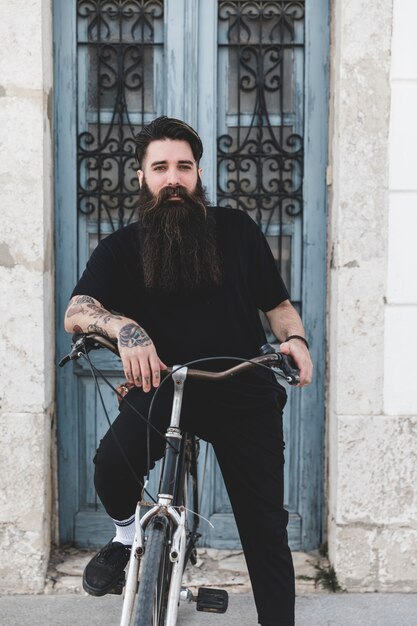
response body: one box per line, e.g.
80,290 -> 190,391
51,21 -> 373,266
259,343 -> 300,385
58,334 -> 99,367
278,354 -> 300,386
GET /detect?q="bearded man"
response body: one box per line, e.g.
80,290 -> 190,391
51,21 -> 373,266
64,116 -> 312,626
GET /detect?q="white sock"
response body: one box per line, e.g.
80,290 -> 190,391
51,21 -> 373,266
112,514 -> 136,546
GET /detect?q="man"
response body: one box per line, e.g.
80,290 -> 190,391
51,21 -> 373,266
65,116 -> 312,626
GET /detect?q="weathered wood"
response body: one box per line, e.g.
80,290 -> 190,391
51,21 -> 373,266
54,0 -> 329,552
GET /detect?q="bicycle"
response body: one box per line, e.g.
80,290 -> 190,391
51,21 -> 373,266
59,333 -> 300,626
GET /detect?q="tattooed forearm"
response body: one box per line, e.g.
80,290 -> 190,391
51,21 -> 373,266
118,323 -> 152,348
66,296 -> 122,327
65,295 -> 130,341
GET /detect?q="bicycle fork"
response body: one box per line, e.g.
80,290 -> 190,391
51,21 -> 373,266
120,367 -> 188,626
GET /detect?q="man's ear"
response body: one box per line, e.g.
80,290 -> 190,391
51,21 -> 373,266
137,169 -> 144,188
198,167 -> 203,178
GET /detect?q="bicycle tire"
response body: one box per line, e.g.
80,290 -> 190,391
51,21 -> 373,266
134,515 -> 172,626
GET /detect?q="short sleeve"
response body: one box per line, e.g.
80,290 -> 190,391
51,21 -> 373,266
244,213 -> 290,311
71,235 -> 125,312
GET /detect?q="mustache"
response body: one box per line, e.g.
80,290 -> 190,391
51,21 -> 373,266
139,183 -> 208,220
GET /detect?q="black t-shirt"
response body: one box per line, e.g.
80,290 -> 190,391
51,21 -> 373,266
72,207 -> 289,414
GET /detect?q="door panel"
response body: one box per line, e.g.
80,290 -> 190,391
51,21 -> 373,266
196,0 -> 328,551
55,0 -> 328,550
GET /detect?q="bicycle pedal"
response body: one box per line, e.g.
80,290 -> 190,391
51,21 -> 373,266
196,588 -> 228,613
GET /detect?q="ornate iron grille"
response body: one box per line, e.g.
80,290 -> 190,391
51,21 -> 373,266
217,0 -> 305,289
76,0 -> 164,238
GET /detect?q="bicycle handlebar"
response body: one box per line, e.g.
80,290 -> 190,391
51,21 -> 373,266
59,333 -> 300,385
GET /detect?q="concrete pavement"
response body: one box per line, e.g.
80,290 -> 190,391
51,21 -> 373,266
1,592 -> 417,625
2,548 -> 416,625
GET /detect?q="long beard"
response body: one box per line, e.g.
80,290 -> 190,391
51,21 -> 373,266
137,180 -> 223,294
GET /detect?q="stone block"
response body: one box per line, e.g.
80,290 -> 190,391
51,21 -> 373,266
0,524 -> 47,594
0,267 -> 51,413
332,525 -> 379,591
329,264 -> 385,416
0,94 -> 48,262
334,416 -> 417,525
386,193 -> 417,304
384,306 -> 417,414
330,525 -> 417,592
0,1 -> 44,91
0,412 -> 51,593
0,413 -> 50,522
376,528 -> 417,590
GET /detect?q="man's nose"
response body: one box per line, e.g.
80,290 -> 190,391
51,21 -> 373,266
166,168 -> 180,185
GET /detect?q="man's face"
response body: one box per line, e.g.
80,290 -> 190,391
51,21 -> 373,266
137,138 -> 202,199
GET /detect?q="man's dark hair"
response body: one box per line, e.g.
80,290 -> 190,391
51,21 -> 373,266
134,116 -> 203,167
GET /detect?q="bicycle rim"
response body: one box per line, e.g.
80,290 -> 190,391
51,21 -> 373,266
133,515 -> 172,626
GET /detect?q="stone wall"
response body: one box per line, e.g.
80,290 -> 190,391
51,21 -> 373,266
327,0 -> 417,591
0,0 -> 54,593
0,0 -> 416,596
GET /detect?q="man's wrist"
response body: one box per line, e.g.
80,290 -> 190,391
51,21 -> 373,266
284,335 -> 310,350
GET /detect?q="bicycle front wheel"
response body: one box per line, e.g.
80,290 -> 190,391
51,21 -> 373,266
134,515 -> 172,626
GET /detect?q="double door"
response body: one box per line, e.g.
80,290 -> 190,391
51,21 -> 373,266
55,0 -> 329,549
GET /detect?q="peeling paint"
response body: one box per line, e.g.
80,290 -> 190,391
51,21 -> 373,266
0,85 -> 6,97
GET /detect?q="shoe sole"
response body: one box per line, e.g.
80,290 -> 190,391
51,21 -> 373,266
82,572 -> 125,597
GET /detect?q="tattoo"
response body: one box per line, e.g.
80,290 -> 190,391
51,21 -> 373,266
85,303 -> 122,323
66,296 -> 97,318
66,295 -> 122,329
118,323 -> 152,348
73,325 -> 83,333
87,323 -> 110,338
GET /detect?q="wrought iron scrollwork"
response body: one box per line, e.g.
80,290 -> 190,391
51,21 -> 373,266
77,0 -> 163,234
217,0 -> 305,231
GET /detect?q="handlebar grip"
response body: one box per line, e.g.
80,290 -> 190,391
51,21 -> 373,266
259,344 -> 300,385
278,353 -> 300,385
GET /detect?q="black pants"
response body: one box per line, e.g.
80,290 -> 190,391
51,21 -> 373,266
94,383 -> 295,626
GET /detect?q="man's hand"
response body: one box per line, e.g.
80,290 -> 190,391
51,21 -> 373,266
265,300 -> 313,387
279,338 -> 313,387
118,323 -> 167,393
64,295 -> 167,393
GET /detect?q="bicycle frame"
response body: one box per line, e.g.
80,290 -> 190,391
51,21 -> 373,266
59,334 -> 299,625
121,366 -> 191,626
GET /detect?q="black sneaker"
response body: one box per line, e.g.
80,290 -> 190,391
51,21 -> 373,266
83,540 -> 131,596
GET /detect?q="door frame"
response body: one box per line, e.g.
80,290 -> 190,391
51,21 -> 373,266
54,0 -> 329,549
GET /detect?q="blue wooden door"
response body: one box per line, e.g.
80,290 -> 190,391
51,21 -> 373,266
55,0 -> 329,550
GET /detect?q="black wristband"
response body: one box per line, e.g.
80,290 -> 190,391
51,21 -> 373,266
285,335 -> 309,350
